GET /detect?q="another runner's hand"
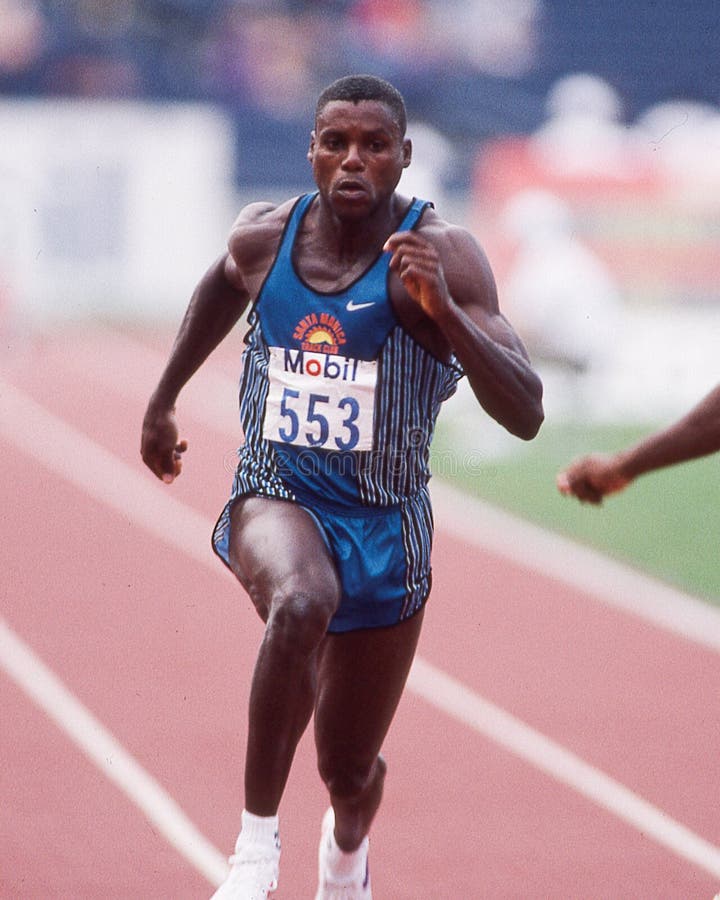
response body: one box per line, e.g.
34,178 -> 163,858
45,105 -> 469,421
141,406 -> 188,483
384,231 -> 450,321
556,453 -> 631,505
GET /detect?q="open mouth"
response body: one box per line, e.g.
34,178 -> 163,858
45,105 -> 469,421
335,179 -> 369,197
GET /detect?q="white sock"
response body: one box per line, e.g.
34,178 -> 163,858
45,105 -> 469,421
238,809 -> 280,850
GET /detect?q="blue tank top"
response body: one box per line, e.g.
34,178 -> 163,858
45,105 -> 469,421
233,192 -> 461,509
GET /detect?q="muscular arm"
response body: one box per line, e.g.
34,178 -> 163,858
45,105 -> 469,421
140,251 -> 250,481
384,224 -> 544,440
557,384 -> 720,504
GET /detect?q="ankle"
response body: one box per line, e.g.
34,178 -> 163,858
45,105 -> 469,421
238,809 -> 281,850
326,825 -> 368,877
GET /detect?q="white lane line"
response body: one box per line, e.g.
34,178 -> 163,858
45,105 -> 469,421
55,323 -> 241,436
430,480 -> 720,652
65,324 -> 720,651
0,378 -> 227,886
0,617 -> 228,886
1,378 -> 213,568
409,657 -> 720,880
3,375 -> 720,881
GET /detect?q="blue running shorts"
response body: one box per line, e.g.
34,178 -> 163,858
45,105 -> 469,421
212,491 -> 433,633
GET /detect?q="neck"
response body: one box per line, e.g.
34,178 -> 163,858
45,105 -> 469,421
312,193 -> 405,261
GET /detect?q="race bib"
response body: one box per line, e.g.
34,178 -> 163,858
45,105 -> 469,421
263,347 -> 377,452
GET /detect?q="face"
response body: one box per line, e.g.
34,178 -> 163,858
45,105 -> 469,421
308,100 -> 412,219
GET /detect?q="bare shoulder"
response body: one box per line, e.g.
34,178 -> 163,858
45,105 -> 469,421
227,197 -> 299,270
230,199 -> 294,231
416,206 -> 498,309
416,206 -> 487,258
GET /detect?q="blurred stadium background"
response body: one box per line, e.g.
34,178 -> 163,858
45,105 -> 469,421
2,0 -> 719,601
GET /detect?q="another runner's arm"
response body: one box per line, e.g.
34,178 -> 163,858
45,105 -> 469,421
384,225 -> 544,440
557,383 -> 720,503
141,250 -> 250,482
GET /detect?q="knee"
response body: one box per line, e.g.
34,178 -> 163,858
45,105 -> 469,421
317,753 -> 376,801
265,587 -> 337,657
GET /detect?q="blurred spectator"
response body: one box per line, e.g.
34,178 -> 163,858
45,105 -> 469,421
349,0 -> 426,58
203,3 -> 320,186
343,0 -> 439,122
634,99 -> 720,209
427,0 -> 540,78
0,0 -> 45,72
499,188 -> 623,375
39,2 -> 142,98
0,0 -> 46,91
399,120 -> 453,206
205,4 -> 316,118
530,72 -> 651,179
1,0 -> 718,192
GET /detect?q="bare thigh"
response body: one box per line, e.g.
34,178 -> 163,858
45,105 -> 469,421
228,495 -> 341,623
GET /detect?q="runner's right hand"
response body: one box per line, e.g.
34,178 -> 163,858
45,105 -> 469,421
140,406 -> 188,483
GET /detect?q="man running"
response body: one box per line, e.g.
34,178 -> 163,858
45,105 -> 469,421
141,74 -> 544,899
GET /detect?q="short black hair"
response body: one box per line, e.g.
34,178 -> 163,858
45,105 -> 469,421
315,74 -> 407,136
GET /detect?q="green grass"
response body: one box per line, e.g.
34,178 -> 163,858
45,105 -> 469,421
432,419 -> 720,606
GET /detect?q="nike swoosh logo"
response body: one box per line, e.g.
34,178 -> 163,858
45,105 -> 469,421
346,299 -> 375,312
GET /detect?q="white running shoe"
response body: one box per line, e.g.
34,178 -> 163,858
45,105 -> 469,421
210,835 -> 280,900
314,808 -> 372,900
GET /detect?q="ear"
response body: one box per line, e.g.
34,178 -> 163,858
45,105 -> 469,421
307,130 -> 316,163
402,138 -> 412,169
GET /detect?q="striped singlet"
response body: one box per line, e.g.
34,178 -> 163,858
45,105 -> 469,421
212,192 -> 462,631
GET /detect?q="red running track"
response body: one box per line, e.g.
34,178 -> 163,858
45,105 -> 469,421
1,324 -> 719,899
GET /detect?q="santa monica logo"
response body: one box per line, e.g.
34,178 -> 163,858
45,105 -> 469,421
292,312 -> 346,354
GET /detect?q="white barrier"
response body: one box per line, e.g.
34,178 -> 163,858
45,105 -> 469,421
0,99 -> 236,324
